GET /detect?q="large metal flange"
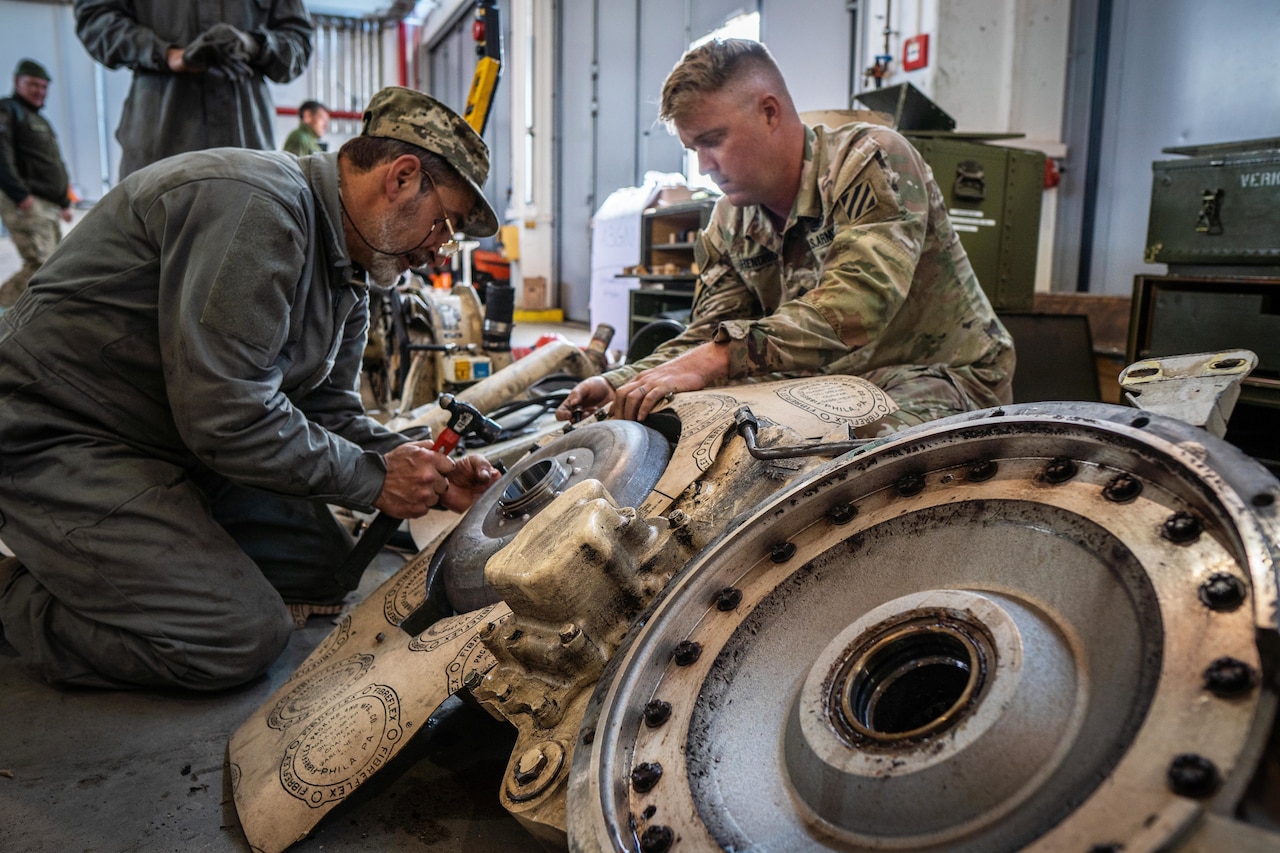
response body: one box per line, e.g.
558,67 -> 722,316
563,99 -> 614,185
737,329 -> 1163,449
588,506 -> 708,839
443,420 -> 671,612
567,402 -> 1280,852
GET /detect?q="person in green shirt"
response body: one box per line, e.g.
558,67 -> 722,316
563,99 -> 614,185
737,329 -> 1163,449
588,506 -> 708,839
283,99 -> 329,157
557,39 -> 1013,429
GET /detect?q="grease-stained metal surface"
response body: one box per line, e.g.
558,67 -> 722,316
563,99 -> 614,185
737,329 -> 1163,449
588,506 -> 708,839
568,402 -> 1280,852
442,421 -> 672,612
231,385 -> 1280,852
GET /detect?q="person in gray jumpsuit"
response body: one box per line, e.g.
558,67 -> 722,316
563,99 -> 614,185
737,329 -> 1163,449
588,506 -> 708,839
0,87 -> 501,691
73,0 -> 314,179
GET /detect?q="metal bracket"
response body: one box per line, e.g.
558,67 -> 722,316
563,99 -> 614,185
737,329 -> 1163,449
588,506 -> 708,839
1196,188 -> 1224,235
1118,349 -> 1257,438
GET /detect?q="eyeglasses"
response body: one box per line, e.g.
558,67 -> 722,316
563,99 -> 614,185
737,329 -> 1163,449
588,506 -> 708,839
421,170 -> 460,259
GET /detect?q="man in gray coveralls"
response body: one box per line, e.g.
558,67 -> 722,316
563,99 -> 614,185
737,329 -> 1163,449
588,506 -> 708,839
0,87 -> 499,691
74,0 -> 314,179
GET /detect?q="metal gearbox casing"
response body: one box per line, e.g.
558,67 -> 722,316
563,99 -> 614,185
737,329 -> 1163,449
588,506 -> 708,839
232,371 -> 1280,853
569,402 -> 1280,852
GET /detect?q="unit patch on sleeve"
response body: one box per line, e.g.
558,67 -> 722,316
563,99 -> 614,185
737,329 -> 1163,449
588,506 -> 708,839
843,178 -> 878,223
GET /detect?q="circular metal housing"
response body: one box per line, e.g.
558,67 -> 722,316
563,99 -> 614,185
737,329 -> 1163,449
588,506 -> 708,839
442,420 -> 671,612
568,402 -> 1280,852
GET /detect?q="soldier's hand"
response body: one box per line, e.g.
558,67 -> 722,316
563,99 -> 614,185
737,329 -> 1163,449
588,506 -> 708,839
611,343 -> 727,421
374,441 -> 455,518
555,376 -> 615,421
438,455 -> 500,513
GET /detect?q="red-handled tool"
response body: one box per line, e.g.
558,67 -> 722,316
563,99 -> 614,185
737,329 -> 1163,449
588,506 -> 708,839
430,393 -> 504,454
332,394 -> 502,591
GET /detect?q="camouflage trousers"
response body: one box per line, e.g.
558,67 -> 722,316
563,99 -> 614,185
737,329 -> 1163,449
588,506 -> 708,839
856,362 -> 1013,437
0,194 -> 63,308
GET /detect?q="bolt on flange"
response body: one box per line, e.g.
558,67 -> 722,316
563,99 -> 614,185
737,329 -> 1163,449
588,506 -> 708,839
826,502 -> 858,525
1167,753 -> 1221,799
1043,457 -> 1078,484
713,587 -> 742,612
504,740 -> 565,803
631,761 -> 663,793
638,824 -> 674,853
967,459 -> 998,482
672,640 -> 702,667
1198,573 -> 1246,611
895,473 -> 925,497
1102,473 -> 1143,503
1162,511 -> 1203,544
643,700 -> 672,728
1202,657 -> 1257,697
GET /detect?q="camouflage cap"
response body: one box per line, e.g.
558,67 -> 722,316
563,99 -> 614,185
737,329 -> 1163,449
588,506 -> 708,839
14,59 -> 51,82
362,87 -> 499,237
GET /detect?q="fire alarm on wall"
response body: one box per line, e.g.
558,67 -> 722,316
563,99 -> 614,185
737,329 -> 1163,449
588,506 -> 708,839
903,34 -> 929,71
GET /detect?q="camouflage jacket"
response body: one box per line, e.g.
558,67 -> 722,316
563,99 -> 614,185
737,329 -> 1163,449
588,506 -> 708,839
606,123 -> 1013,408
282,123 -> 323,157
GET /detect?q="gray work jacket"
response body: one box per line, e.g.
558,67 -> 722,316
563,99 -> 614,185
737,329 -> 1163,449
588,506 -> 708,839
0,150 -> 404,510
74,0 -> 313,178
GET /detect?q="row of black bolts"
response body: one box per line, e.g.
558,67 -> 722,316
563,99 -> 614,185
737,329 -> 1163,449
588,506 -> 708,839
630,453 -> 1263,850
632,582 -> 746,847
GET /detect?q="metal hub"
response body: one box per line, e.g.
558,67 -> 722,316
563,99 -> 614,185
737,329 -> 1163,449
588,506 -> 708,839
441,420 -> 671,612
498,457 -> 571,519
826,605 -> 989,743
567,402 -> 1280,852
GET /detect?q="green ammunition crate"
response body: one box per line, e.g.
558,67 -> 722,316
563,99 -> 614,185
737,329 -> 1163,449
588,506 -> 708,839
1146,140 -> 1280,271
908,135 -> 1045,312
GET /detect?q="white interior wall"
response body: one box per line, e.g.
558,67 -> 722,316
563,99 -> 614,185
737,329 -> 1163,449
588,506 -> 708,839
858,0 -> 1069,295
1087,0 -> 1280,296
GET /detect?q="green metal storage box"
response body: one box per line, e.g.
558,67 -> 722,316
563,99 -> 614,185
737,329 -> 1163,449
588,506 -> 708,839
1146,139 -> 1280,272
908,134 -> 1046,312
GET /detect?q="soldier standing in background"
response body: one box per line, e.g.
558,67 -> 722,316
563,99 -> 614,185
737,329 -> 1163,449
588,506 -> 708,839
283,100 -> 330,157
0,59 -> 73,310
558,39 -> 1014,430
73,0 -> 313,180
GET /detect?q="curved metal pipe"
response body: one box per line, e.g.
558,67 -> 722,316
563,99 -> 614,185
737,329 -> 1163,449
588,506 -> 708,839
734,406 -> 877,460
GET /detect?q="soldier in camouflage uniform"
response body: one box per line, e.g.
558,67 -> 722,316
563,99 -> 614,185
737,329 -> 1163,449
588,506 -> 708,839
0,88 -> 500,690
283,100 -> 330,157
558,40 -> 1013,430
0,59 -> 73,309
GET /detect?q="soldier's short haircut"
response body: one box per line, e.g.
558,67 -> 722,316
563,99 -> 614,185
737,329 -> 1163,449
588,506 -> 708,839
659,38 -> 790,125
299,100 -> 328,117
339,136 -> 464,199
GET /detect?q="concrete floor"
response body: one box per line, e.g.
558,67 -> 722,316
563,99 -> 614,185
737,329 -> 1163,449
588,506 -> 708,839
0,220 -> 591,851
0,551 -> 546,853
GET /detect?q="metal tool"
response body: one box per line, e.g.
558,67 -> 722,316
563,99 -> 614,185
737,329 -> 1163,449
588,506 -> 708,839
332,394 -> 503,591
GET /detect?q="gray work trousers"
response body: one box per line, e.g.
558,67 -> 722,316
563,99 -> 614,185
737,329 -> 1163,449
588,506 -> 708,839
0,438 -> 356,691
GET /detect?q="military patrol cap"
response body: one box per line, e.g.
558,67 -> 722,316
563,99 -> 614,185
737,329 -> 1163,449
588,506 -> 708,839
14,59 -> 51,82
361,86 -> 499,237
